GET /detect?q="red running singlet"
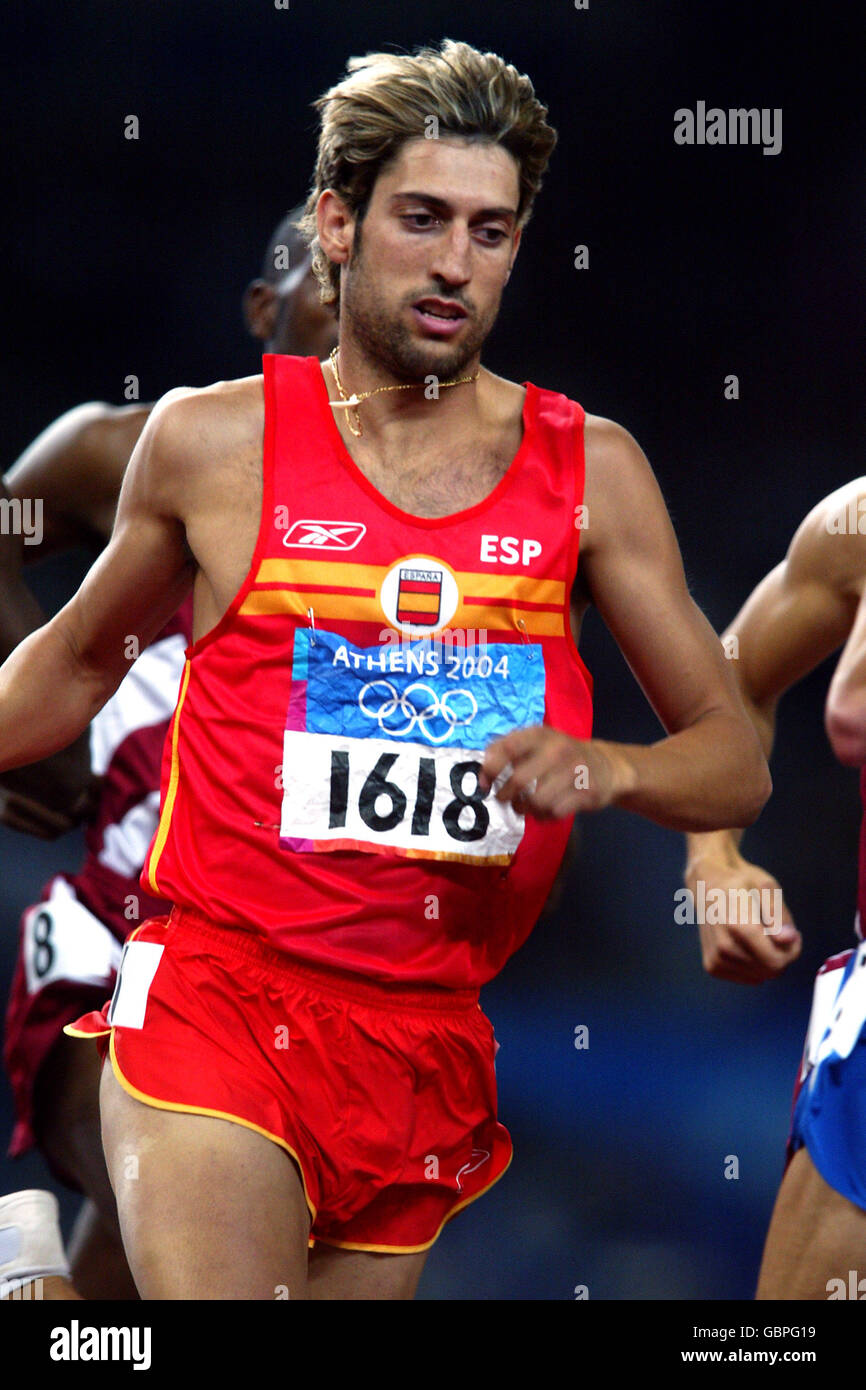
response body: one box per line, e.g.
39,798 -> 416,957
142,356 -> 593,988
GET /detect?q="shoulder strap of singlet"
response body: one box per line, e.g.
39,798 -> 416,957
529,385 -> 586,588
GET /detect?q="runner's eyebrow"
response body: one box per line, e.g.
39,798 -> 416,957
390,193 -> 517,222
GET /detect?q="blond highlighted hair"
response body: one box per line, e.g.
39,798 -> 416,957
298,40 -> 557,309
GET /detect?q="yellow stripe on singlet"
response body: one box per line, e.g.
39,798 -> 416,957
454,572 -> 565,606
255,558 -> 382,589
239,588 -> 564,635
144,658 -> 192,894
458,602 -> 564,635
253,558 -> 565,608
239,590 -> 382,622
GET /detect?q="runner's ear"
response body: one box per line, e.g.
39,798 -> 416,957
243,280 -> 278,342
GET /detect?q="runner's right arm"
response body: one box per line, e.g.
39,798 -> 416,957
0,394 -> 196,778
0,403 -> 148,835
685,481 -> 866,982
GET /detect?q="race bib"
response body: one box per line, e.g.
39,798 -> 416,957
280,631 -> 545,864
23,878 -> 123,996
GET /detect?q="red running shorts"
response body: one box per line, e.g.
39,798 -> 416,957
66,909 -> 512,1251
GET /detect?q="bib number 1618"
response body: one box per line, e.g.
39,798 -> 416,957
328,748 -> 489,843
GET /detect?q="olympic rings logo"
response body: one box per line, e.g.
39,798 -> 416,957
358,681 -> 478,744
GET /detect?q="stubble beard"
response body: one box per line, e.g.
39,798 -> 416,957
341,242 -> 501,385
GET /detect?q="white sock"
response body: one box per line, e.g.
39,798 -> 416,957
0,1190 -> 70,1294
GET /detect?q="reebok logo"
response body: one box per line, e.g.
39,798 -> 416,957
282,520 -> 366,550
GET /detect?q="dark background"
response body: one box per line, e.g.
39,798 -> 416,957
1,0 -> 863,1300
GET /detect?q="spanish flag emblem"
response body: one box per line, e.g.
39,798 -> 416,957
396,567 -> 442,626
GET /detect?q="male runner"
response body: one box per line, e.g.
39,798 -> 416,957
0,41 -> 769,1300
684,477 -> 866,1299
0,219 -> 336,1300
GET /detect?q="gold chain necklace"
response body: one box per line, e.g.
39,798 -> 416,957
327,347 -> 479,437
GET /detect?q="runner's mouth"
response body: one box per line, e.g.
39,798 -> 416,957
413,298 -> 467,321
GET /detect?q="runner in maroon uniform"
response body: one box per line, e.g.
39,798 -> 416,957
0,42 -> 768,1300
0,216 -> 335,1300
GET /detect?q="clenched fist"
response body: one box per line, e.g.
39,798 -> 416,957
480,726 -> 635,820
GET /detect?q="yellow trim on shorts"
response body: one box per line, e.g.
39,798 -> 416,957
310,1146 -> 514,1254
144,658 -> 191,894
106,1030 -> 318,1225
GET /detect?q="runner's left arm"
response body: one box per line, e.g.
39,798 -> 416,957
481,417 -> 771,831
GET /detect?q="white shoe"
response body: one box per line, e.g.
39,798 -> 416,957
0,1190 -> 70,1296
